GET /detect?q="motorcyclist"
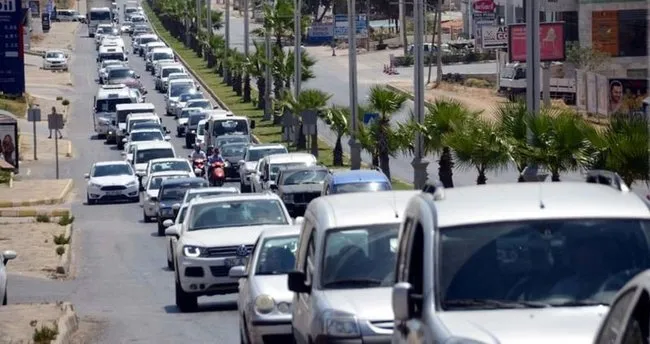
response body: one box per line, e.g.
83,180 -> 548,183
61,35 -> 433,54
207,148 -> 225,181
190,145 -> 207,160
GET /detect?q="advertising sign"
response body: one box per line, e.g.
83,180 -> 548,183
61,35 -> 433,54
0,113 -> 18,169
607,78 -> 648,116
586,72 -> 597,114
333,14 -> 367,39
596,74 -> 609,116
0,0 -> 25,95
481,26 -> 508,49
591,11 -> 618,56
508,22 -> 565,62
309,22 -> 333,39
28,0 -> 38,17
472,0 -> 496,25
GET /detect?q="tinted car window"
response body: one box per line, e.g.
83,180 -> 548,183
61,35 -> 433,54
136,148 -> 174,163
256,236 -> 299,275
334,182 -> 391,193
189,200 -> 288,231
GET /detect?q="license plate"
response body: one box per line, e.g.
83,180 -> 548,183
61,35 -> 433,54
224,257 -> 247,267
106,191 -> 122,195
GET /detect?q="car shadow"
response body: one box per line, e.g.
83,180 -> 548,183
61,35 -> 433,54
163,300 -> 238,314
150,232 -> 164,237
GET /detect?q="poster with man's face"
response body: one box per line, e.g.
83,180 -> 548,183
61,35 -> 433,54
608,78 -> 648,116
0,124 -> 17,168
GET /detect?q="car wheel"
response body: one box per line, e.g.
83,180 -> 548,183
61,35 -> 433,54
157,220 -> 165,236
167,244 -> 175,270
2,287 -> 7,305
240,182 -> 249,193
86,194 -> 95,205
175,278 -> 198,312
143,211 -> 152,223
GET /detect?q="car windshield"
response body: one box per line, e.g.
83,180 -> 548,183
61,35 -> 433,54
99,53 -> 125,62
148,175 -> 186,190
256,235 -> 299,275
92,164 -> 133,177
321,224 -> 399,288
177,207 -> 188,223
247,148 -> 287,161
187,100 -> 210,109
150,161 -> 191,173
179,109 -> 199,119
221,144 -> 246,157
136,148 -> 174,164
91,11 -> 112,20
131,131 -> 163,142
334,182 -> 391,193
270,163 -> 308,180
179,93 -> 202,102
171,84 -> 194,97
153,52 -> 174,60
102,61 -> 122,68
440,218 -> 650,310
217,136 -> 248,147
169,74 -> 190,81
131,122 -> 160,131
131,16 -> 145,22
212,119 -> 248,137
129,119 -> 156,130
46,52 -> 64,59
185,190 -> 237,203
139,37 -> 157,45
108,69 -> 133,78
283,170 -> 327,185
189,199 -> 288,231
162,68 -> 182,78
160,182 -> 206,201
189,114 -> 203,126
96,98 -> 133,112
197,123 -> 206,135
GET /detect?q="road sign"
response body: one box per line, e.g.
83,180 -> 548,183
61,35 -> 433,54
27,107 -> 41,121
28,0 -> 38,17
333,14 -> 368,39
363,113 -> 378,125
0,0 -> 25,95
48,113 -> 64,130
481,26 -> 508,49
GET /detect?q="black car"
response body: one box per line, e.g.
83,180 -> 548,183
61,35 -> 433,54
155,177 -> 208,235
184,113 -> 204,148
220,142 -> 247,178
105,67 -> 140,85
274,165 -> 328,217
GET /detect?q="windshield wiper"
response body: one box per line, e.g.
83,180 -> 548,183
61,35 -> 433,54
444,299 -> 550,309
323,278 -> 383,288
548,300 -> 608,307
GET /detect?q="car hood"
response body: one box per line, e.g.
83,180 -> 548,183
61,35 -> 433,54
135,163 -> 147,171
437,307 -> 608,344
251,275 -> 293,303
321,288 -> 393,322
45,58 -> 66,62
177,118 -> 188,125
159,200 -> 182,208
90,175 -> 136,185
280,184 -> 323,193
243,161 -> 257,172
182,224 -> 292,247
146,189 -> 159,198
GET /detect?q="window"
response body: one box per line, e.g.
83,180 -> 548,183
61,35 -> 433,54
270,163 -> 309,180
150,161 -> 191,174
596,288 -> 637,344
160,182 -> 206,201
557,12 -> 578,43
131,131 -> 163,142
92,164 -> 133,177
255,235 -> 299,275
396,217 -> 414,283
304,230 -> 316,285
136,148 -> 174,164
188,199 -> 289,231
618,10 -> 647,57
282,170 -> 327,185
148,175 -> 185,190
90,10 -> 111,20
211,119 -> 249,137
407,223 -> 424,317
333,182 -> 391,194
170,84 -> 194,97
247,148 -> 287,161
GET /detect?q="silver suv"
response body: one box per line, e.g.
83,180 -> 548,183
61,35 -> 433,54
392,170 -> 650,344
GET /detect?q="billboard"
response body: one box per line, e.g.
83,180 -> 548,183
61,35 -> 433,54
472,0 -> 496,25
591,11 -> 618,56
0,0 -> 25,95
0,114 -> 18,169
607,78 -> 648,116
333,14 -> 367,39
481,26 -> 507,49
508,22 -> 566,62
308,22 -> 333,38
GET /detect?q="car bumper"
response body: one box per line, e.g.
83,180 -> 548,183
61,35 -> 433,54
44,63 -> 68,70
143,200 -> 157,216
87,186 -> 139,200
249,319 -> 292,344
95,123 -> 111,135
177,125 -> 186,135
177,257 -> 242,295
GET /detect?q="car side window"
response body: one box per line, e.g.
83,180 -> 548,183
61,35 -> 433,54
406,222 -> 425,317
395,217 -> 414,283
247,237 -> 260,274
304,230 -> 316,286
596,288 -> 637,344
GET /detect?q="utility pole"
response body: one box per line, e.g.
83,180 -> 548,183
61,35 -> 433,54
293,0 -> 302,97
399,0 -> 407,54
525,0 -> 540,114
223,0 -> 231,83
348,0 -> 361,170
411,0 -> 428,188
206,0 -> 212,36
263,0 -> 273,120
196,0 -> 202,31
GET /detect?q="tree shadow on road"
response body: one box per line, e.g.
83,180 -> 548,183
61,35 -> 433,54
163,300 -> 237,314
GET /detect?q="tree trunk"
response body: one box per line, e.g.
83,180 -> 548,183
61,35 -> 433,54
551,171 -> 561,182
310,133 -> 318,157
371,150 -> 379,167
296,124 -> 307,149
217,62 -> 223,76
518,175 -> 525,182
427,5 -> 439,85
243,74 -> 251,102
476,169 -> 487,184
378,122 -> 391,180
333,135 -> 344,166
273,78 -> 283,99
438,146 -> 454,188
257,77 -> 265,110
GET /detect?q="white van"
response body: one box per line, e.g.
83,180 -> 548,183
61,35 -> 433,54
93,84 -> 139,137
132,141 -> 176,176
97,45 -> 127,63
146,47 -> 174,72
205,114 -> 255,148
115,103 -> 157,149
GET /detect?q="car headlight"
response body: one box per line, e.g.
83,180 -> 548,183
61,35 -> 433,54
89,182 -> 102,188
254,294 -> 275,314
183,245 -> 204,257
224,161 -> 230,168
323,310 -> 360,337
126,180 -> 137,187
169,101 -> 177,107
282,194 -> 293,202
277,302 -> 291,314
190,130 -> 196,134
107,130 -> 114,135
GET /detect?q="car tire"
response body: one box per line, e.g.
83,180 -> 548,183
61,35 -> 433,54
157,220 -> 165,236
86,194 -> 95,205
143,211 -> 152,223
175,278 -> 198,312
240,182 -> 249,193
2,288 -> 6,305
239,315 -> 248,344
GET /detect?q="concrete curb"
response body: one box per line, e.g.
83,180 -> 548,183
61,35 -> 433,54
0,208 -> 71,217
52,302 -> 79,344
56,224 -> 74,275
0,179 -> 73,208
145,7 -> 262,145
26,50 -> 45,57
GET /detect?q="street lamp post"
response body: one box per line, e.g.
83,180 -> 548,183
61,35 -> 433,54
263,0 -> 273,121
243,0 -> 251,102
206,0 -> 212,37
223,0 -> 231,84
293,0 -> 301,97
348,0 -> 361,170
411,0 -> 428,188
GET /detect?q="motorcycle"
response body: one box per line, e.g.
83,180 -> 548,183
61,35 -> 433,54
192,159 -> 206,178
208,161 -> 226,186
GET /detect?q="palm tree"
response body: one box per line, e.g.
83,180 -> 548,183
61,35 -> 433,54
245,41 -> 269,110
260,0 -> 295,49
496,101 -> 530,182
226,49 -> 244,93
272,47 -> 316,99
526,109 -> 597,182
444,117 -> 511,184
420,99 -> 474,188
322,105 -> 349,166
366,85 -> 407,180
280,89 -> 331,153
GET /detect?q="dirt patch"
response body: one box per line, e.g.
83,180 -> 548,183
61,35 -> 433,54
0,179 -> 71,205
0,222 -> 69,278
0,303 -> 63,343
19,133 -> 72,161
30,21 -> 79,53
69,316 -> 108,344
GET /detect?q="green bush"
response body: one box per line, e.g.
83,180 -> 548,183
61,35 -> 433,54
35,214 -> 50,223
33,323 -> 58,344
53,233 -> 70,245
464,78 -> 492,88
0,170 -> 11,184
57,213 -> 74,226
61,99 -> 70,106
55,245 -> 65,257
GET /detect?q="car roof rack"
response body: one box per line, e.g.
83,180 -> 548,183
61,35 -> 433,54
422,180 -> 445,200
585,170 -> 630,192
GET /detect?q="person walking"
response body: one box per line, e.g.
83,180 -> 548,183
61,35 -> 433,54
48,106 -> 64,139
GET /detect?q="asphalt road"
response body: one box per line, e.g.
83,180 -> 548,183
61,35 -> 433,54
10,19 -> 243,344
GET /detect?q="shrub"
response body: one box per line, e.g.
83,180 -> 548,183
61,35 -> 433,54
33,323 -> 58,344
61,99 -> 70,106
464,78 -> 492,88
0,170 -> 11,185
55,246 -> 65,257
57,213 -> 74,226
55,96 -> 63,101
35,214 -> 50,223
53,233 -> 70,245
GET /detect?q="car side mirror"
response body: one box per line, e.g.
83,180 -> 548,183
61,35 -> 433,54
228,266 -> 247,278
196,85 -> 201,91
163,219 -> 174,228
270,184 -> 278,191
120,151 -> 127,156
287,271 -> 310,293
164,135 -> 171,141
84,173 -> 90,179
172,203 -> 181,211
250,120 -> 256,129
136,74 -> 141,78
238,160 -> 245,166
293,217 -> 304,225
96,57 -> 100,62
150,196 -> 158,202
392,282 -> 414,322
139,184 -> 145,192
122,138 -> 128,143
165,225 -> 179,237
2,250 -> 17,265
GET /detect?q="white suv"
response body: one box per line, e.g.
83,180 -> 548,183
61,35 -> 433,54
392,170 -> 650,344
166,193 -> 298,312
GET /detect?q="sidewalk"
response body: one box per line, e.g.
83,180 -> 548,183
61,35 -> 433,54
0,179 -> 73,208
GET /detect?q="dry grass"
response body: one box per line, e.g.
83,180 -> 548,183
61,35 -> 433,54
0,222 -> 68,278
0,304 -> 63,343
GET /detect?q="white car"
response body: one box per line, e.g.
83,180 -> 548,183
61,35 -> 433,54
133,34 -> 158,55
132,141 -> 176,176
185,99 -> 214,111
122,128 -> 169,147
238,144 -> 288,192
166,80 -> 201,116
0,250 -> 16,306
85,161 -> 140,204
141,157 -> 195,187
163,186 -> 240,269
42,50 -> 68,71
97,59 -> 125,83
94,24 -> 115,45
175,107 -> 202,137
195,119 -> 207,150
251,153 -> 315,193
166,193 -> 297,312
141,171 -> 195,222
163,72 -> 191,93
232,226 -> 299,344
